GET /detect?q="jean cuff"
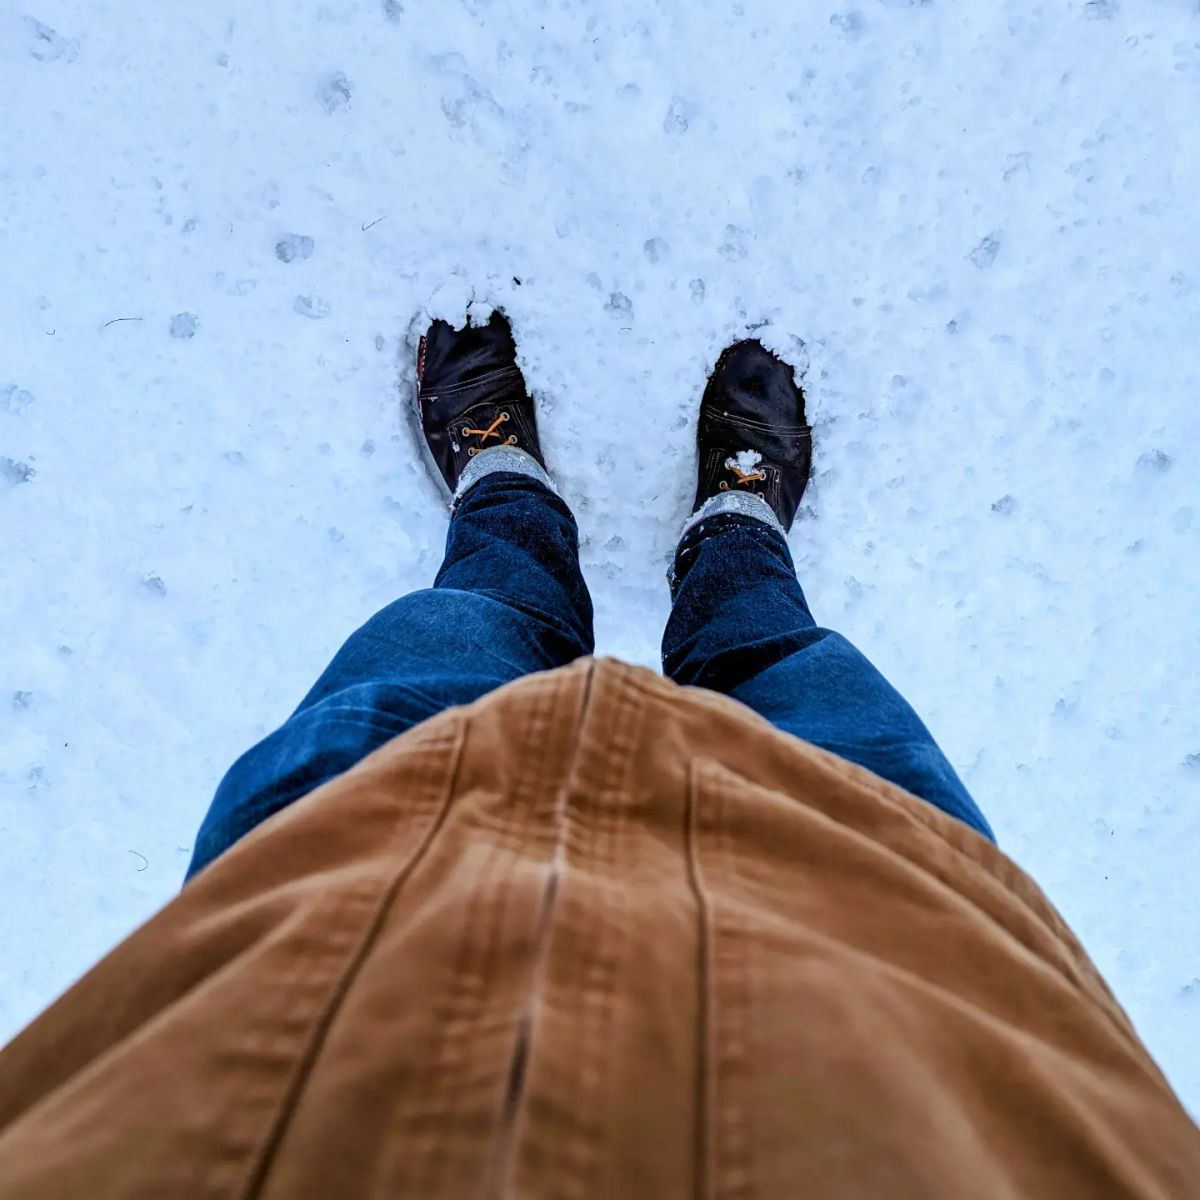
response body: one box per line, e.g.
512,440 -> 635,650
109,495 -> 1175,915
679,490 -> 784,543
453,446 -> 557,506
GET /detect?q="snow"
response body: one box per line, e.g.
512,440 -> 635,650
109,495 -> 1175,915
726,450 -> 766,476
2,0 -> 1199,1112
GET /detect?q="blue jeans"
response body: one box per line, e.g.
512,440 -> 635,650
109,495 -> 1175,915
188,473 -> 992,879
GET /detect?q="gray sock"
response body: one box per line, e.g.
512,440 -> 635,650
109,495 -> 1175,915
679,489 -> 784,541
453,445 -> 557,506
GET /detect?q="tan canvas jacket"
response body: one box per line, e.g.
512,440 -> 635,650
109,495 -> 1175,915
1,658 -> 1197,1198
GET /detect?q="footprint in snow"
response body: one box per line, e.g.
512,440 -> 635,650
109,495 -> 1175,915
276,234 -> 315,263
316,72 -> 353,114
605,292 -> 633,320
1,385 -> 36,414
295,294 -> 332,319
24,16 -> 79,63
170,313 -> 198,339
1,457 -> 36,485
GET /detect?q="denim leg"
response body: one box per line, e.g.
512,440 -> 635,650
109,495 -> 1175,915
662,513 -> 994,841
188,472 -> 593,879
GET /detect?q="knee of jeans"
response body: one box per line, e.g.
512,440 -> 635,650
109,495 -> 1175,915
427,588 -> 593,666
850,740 -> 993,840
189,696 -> 421,877
368,588 -> 589,667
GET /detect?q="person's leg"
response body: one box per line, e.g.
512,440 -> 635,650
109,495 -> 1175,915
667,337 -> 992,839
188,468 -> 592,878
662,510 -> 993,840
188,309 -> 591,878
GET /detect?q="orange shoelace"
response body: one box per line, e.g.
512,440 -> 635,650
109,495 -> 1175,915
726,463 -> 767,485
462,412 -> 518,456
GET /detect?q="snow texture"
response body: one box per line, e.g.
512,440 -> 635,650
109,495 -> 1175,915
2,1 -> 1199,1113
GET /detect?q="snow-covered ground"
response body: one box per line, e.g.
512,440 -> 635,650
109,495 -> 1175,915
3,0 -> 1199,1111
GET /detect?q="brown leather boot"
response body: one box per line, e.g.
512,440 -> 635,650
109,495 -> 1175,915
692,340 -> 813,531
416,311 -> 547,493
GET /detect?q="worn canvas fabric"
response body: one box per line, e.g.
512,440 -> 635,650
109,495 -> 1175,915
1,658 -> 1197,1198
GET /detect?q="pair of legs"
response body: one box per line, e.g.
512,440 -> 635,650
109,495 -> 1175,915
188,469 -> 993,879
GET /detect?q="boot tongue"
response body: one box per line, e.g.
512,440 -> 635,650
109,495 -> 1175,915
716,344 -> 802,427
421,314 -> 518,392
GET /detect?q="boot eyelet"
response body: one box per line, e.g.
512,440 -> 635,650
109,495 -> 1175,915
468,447 -> 479,457
719,481 -> 730,491
505,435 -> 518,446
500,412 -> 510,423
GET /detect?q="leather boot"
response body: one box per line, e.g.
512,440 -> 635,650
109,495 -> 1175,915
416,311 -> 547,493
692,339 -> 812,531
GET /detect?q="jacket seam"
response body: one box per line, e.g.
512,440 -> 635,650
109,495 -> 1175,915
403,673 -> 561,1198
488,659 -> 597,1198
692,763 -> 754,1199
691,753 -> 1141,1053
549,668 -> 642,1189
683,759 -> 712,1200
619,673 -> 1085,971
236,719 -> 467,1200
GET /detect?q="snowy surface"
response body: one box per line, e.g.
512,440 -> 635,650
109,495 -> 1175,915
3,0 -> 1199,1111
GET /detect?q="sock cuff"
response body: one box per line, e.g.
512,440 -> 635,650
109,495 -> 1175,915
453,445 -> 557,505
678,489 -> 785,542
